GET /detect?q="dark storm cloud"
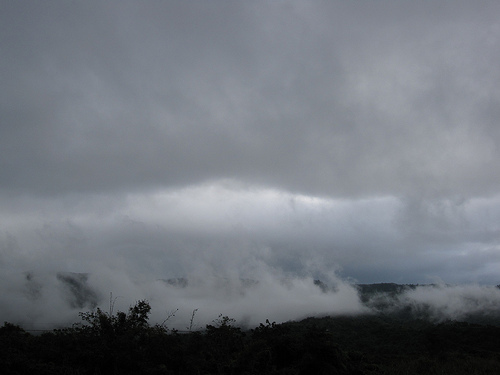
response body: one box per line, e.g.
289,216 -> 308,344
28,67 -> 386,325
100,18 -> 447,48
2,1 -> 499,197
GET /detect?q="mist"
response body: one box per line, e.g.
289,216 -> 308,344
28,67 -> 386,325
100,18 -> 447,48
3,265 -> 500,331
2,184 -> 500,329
2,1 -> 500,331
0,268 -> 367,331
394,284 -> 500,322
363,283 -> 500,324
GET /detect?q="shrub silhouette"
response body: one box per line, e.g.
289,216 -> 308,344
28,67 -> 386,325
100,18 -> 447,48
204,315 -> 245,374
3,301 -> 500,374
63,300 -> 160,374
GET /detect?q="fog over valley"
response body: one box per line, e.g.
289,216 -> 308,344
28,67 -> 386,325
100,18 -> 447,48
2,268 -> 500,330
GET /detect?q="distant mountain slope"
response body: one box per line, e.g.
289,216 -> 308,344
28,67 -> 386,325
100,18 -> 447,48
24,271 -> 100,309
356,282 -> 500,326
356,282 -> 419,302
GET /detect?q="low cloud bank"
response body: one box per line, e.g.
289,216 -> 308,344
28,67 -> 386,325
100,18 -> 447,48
3,269 -> 500,331
0,268 -> 367,330
364,283 -> 500,323
2,185 -> 500,329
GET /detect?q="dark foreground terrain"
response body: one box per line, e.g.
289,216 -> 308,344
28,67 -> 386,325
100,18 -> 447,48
2,299 -> 500,374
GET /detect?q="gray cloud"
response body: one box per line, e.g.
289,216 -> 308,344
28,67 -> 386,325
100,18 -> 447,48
1,1 -> 500,327
2,1 -> 500,197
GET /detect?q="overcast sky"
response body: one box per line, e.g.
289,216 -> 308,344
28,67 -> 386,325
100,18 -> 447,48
2,0 -> 500,308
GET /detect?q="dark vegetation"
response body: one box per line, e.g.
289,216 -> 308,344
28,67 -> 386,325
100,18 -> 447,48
2,296 -> 500,375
